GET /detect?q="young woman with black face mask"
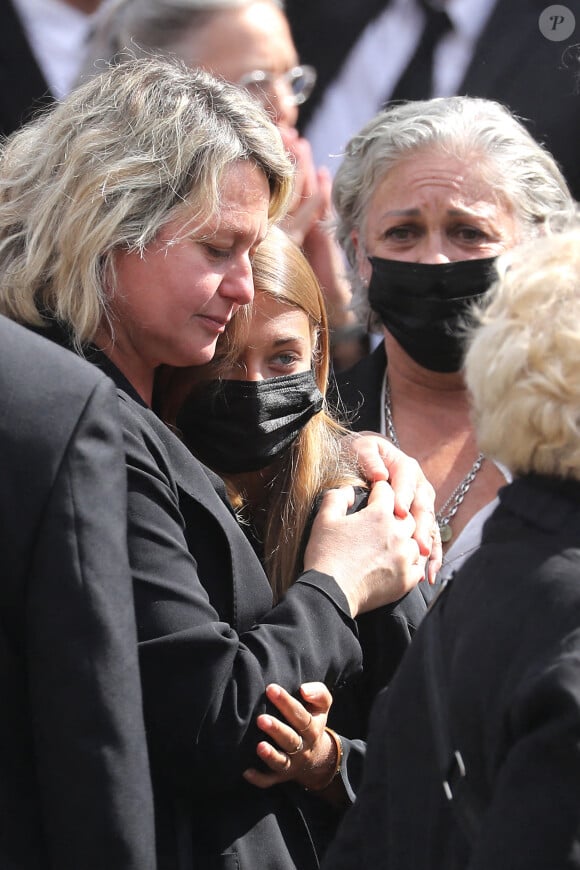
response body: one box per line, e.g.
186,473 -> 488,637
332,95 -> 574,580
158,225 -> 435,857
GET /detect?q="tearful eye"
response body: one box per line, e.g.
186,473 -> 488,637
383,226 -> 418,242
452,226 -> 491,244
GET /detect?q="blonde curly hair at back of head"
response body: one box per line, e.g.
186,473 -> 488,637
464,211 -> 580,480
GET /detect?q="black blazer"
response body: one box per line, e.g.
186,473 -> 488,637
330,339 -> 438,732
288,0 -> 580,200
323,475 -> 580,869
83,349 -> 367,870
0,316 -> 155,869
334,341 -> 386,433
0,1 -> 54,138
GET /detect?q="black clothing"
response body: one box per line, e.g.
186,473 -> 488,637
0,315 -> 155,870
0,1 -> 54,138
323,475 -> 580,869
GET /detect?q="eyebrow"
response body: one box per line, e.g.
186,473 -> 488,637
381,207 -> 485,219
270,335 -> 308,346
382,208 -> 421,218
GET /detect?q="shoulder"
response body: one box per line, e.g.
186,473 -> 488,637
0,317 -> 117,449
0,316 -> 106,393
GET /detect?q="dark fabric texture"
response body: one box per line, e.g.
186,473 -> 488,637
0,0 -> 54,138
388,1 -> 452,103
323,474 -> 580,869
69,342 -> 367,870
287,0 -> 580,201
333,340 -> 387,434
0,315 -> 155,870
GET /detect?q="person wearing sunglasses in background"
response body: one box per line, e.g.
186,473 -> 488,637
80,0 -> 368,371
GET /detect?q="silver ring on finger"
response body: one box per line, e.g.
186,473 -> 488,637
286,737 -> 304,756
298,714 -> 312,734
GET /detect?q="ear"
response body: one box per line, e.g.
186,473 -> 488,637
351,229 -> 372,285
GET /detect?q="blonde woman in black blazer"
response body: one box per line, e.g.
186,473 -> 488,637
0,58 -> 438,869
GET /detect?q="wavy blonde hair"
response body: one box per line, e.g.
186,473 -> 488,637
0,55 -> 293,349
464,212 -> 580,480
160,225 -> 364,601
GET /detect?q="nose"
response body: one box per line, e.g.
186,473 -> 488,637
267,80 -> 299,128
418,231 -> 451,264
241,364 -> 264,382
227,357 -> 264,382
221,253 -> 254,307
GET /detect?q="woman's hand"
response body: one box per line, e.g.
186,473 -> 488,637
277,129 -> 354,331
303,479 -> 427,617
345,432 -> 442,583
243,683 -> 340,793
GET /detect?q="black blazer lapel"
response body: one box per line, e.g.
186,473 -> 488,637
335,341 -> 386,433
118,390 -> 275,630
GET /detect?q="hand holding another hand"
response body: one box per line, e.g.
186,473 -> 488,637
243,683 -> 341,795
304,480 -> 427,617
345,433 -> 442,584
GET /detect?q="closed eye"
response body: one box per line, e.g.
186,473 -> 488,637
204,244 -> 232,261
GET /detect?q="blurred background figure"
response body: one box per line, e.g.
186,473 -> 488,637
81,0 -> 368,369
323,211 -> 580,870
0,0 -> 106,137
286,0 -> 580,201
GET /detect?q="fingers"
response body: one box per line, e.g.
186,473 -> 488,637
281,191 -> 326,246
243,735 -> 294,790
366,477 -> 396,512
313,484 -> 356,520
299,681 -> 333,713
353,434 -> 439,556
244,709 -> 310,790
264,683 -> 329,734
425,521 -> 442,584
343,432 -> 390,482
375,441 -> 424,518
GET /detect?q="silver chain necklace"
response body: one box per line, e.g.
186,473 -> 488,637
384,378 -> 484,544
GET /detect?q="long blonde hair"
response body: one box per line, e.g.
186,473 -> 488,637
160,226 -> 364,601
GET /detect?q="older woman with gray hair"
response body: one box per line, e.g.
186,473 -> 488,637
333,95 -> 574,581
323,212 -> 580,870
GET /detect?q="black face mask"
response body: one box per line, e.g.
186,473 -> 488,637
176,370 -> 324,473
367,256 -> 498,372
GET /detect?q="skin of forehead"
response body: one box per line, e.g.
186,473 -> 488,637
366,151 -> 516,230
176,1 -> 299,81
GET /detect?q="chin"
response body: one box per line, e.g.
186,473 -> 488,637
182,341 -> 218,368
